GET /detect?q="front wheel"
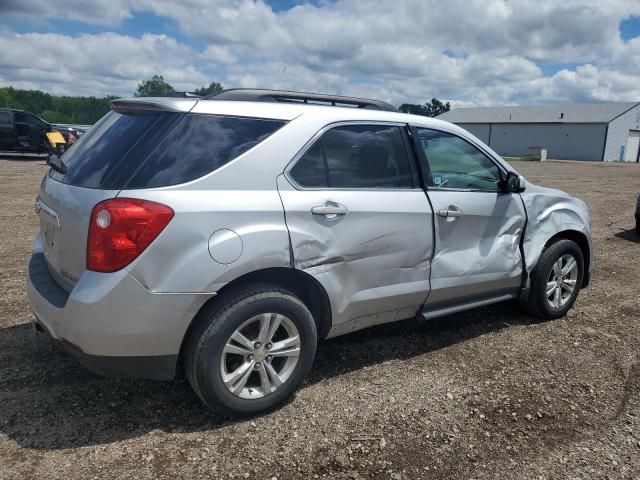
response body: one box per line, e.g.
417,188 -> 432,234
184,285 -> 317,416
521,239 -> 584,320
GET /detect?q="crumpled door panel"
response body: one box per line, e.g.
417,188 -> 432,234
277,175 -> 433,337
424,190 -> 527,307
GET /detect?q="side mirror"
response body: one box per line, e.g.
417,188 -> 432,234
502,171 -> 526,193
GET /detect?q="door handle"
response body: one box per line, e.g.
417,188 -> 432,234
438,206 -> 463,218
311,202 -> 348,218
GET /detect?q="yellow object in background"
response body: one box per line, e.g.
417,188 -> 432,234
45,131 -> 66,148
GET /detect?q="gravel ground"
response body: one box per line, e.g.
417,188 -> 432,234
0,157 -> 639,480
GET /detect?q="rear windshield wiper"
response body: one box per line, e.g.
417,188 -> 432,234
46,154 -> 67,174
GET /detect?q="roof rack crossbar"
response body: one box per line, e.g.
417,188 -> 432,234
205,89 -> 398,112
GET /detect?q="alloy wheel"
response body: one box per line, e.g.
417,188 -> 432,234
546,254 -> 578,309
220,313 -> 301,399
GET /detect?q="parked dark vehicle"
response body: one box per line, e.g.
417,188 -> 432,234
0,108 -> 52,152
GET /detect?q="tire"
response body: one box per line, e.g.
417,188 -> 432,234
636,219 -> 640,237
521,239 -> 584,320
184,284 -> 317,416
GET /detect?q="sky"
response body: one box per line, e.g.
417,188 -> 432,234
1,0 -> 639,107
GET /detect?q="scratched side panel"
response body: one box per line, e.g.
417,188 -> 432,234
277,176 -> 433,337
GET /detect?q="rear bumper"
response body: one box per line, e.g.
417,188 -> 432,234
33,319 -> 177,380
26,246 -> 212,380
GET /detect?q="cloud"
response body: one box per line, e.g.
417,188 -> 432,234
1,0 -> 639,106
0,32 -> 208,96
200,45 -> 237,64
1,0 -> 134,27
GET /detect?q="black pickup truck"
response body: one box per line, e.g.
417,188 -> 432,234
0,108 -> 51,152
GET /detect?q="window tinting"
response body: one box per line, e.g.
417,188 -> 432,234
289,124 -> 413,189
27,114 -> 46,128
0,112 -> 10,124
416,129 -> 502,191
50,111 -> 286,189
289,141 -> 327,187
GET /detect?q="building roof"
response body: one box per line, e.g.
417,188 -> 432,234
437,101 -> 640,124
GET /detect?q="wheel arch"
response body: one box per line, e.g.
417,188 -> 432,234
178,267 -> 332,366
543,229 -> 591,287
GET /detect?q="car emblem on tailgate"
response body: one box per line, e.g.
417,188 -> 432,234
35,197 -> 60,228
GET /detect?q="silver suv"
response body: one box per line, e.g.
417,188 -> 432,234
27,89 -> 592,415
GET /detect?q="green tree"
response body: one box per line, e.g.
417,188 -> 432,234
134,75 -> 175,97
0,86 -> 53,113
194,81 -> 224,96
0,86 -> 115,124
399,98 -> 451,117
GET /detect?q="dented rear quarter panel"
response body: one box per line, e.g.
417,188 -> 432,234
122,188 -> 291,294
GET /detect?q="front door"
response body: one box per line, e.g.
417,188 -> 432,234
278,123 -> 433,336
412,127 -> 527,309
13,111 -> 31,149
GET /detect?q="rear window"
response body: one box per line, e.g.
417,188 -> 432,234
50,111 -> 286,189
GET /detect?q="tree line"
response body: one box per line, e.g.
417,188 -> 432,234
0,86 -> 116,124
0,75 -> 449,125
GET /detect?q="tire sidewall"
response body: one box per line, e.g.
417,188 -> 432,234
534,240 -> 584,317
195,292 -> 317,415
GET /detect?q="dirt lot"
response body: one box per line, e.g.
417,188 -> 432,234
0,158 -> 639,480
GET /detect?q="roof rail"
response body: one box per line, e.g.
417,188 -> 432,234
169,91 -> 202,98
205,88 -> 398,112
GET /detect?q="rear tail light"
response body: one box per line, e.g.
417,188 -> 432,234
87,198 -> 174,272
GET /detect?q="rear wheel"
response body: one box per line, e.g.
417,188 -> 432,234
521,239 -> 584,319
184,285 -> 317,416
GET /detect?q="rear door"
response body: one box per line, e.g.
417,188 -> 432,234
26,113 -> 48,150
38,111 -> 158,292
37,179 -> 118,292
278,122 -> 433,335
412,126 -> 526,308
13,112 -> 30,149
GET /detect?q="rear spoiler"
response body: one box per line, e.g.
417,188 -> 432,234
111,98 -> 198,114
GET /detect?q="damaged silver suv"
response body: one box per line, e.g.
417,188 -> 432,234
27,89 -> 592,415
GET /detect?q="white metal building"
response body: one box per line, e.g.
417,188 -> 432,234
437,102 -> 640,162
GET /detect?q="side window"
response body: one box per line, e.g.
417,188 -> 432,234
27,114 -> 44,128
0,111 -> 11,125
289,124 -> 413,189
289,141 -> 328,187
416,128 -> 502,191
